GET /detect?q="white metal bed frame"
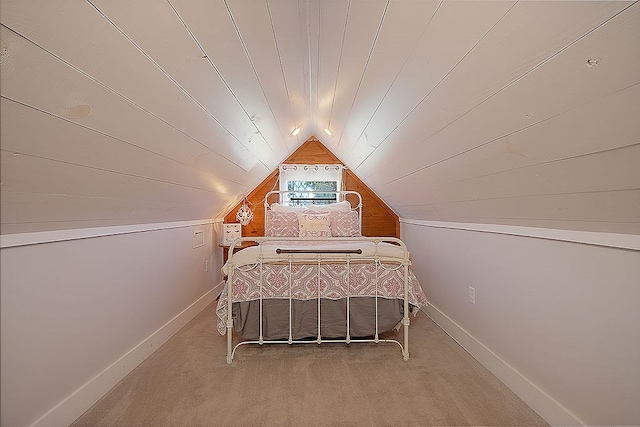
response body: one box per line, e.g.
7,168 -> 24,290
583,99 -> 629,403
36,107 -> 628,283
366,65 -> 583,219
224,191 -> 412,364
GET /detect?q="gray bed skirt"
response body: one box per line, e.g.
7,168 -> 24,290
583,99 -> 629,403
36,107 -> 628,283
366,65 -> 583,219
231,297 -> 404,340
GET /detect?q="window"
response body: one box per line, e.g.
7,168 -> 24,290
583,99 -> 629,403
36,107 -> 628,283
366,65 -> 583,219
279,164 -> 343,206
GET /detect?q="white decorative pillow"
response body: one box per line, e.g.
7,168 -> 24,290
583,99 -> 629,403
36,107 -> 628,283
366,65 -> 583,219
329,210 -> 361,237
270,203 -> 309,212
265,211 -> 299,237
306,200 -> 351,212
297,212 -> 331,238
271,200 -> 351,212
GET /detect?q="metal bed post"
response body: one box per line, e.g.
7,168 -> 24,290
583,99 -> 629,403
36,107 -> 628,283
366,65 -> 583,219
259,258 -> 264,345
374,249 -> 380,344
288,253 -> 293,344
403,258 -> 410,361
316,256 -> 322,344
345,254 -> 351,344
226,243 -> 236,365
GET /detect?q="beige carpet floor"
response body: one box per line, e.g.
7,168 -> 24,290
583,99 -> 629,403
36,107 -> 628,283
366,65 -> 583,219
71,303 -> 548,427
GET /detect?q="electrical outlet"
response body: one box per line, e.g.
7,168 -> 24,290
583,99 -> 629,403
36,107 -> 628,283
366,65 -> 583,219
205,260 -> 210,272
468,286 -> 476,305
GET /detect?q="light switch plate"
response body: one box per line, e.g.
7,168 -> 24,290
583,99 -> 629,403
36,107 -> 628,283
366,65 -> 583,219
223,223 -> 242,246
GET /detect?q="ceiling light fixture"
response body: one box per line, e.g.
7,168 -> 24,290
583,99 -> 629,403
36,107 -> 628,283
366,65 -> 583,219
324,128 -> 333,136
290,126 -> 301,136
586,57 -> 600,68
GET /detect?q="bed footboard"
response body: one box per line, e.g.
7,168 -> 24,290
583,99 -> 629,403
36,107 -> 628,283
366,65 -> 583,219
222,236 -> 422,364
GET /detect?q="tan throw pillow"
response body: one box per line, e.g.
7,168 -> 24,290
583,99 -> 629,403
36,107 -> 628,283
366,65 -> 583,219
297,212 -> 331,238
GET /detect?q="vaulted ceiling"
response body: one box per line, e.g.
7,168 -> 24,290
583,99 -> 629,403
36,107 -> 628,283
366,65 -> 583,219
1,1 -> 639,234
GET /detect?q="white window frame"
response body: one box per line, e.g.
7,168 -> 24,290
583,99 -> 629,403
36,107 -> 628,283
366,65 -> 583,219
278,164 -> 344,205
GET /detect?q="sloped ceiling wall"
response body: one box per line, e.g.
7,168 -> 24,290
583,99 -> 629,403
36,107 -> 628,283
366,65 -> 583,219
1,1 -> 638,235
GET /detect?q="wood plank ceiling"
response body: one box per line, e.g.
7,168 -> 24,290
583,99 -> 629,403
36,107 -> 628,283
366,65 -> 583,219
1,0 -> 639,234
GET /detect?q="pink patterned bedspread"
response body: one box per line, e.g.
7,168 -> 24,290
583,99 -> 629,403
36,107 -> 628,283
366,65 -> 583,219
216,241 -> 427,335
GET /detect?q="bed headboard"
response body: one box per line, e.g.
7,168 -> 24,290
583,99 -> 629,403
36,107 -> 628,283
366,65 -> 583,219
264,191 -> 363,237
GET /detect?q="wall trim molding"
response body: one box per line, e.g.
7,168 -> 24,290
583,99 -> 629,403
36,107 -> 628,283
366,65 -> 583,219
400,218 -> 640,251
1,219 -> 217,249
423,304 -> 586,427
211,280 -> 226,299
29,289 -> 217,427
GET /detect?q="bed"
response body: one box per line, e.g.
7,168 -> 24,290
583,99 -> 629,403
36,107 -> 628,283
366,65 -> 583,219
216,191 -> 427,363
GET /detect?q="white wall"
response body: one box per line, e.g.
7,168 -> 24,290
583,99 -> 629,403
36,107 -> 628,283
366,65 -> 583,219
401,220 -> 640,426
0,221 -> 224,427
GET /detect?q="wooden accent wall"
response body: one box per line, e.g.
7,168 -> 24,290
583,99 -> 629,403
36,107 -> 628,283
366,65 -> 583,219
224,136 -> 399,238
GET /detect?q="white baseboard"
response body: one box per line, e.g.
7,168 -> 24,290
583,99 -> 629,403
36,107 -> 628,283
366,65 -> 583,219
424,304 -> 586,427
30,289 -> 217,427
212,280 -> 225,299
